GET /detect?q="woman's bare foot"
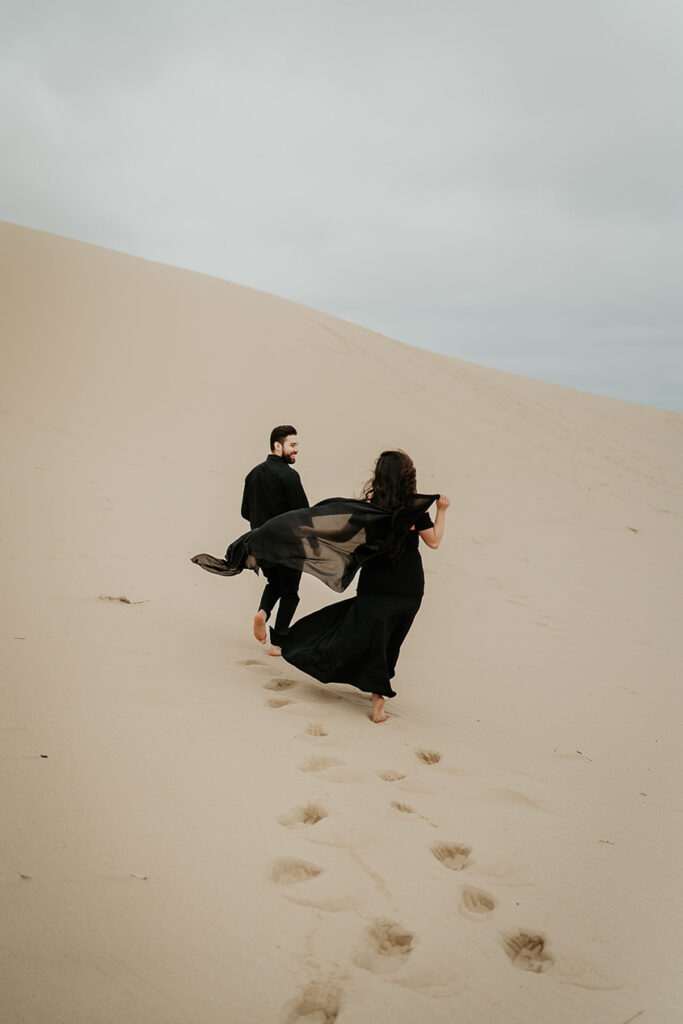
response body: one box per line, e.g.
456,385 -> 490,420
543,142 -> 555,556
253,610 -> 267,644
268,645 -> 282,657
371,694 -> 387,723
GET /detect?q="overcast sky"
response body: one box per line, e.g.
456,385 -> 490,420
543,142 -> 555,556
2,0 -> 682,409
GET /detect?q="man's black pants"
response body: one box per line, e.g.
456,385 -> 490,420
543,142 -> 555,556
259,565 -> 301,637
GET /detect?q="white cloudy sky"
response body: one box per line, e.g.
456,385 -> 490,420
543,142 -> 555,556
2,0 -> 682,409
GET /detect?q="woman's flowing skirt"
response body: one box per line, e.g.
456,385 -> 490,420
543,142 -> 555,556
278,592 -> 422,698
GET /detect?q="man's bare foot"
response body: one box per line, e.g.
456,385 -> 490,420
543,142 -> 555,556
253,610 -> 267,644
371,694 -> 387,723
268,645 -> 282,657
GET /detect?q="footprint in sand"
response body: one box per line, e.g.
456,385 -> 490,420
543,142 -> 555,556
281,979 -> 341,1024
299,756 -> 345,773
300,687 -> 342,705
298,755 -> 363,784
376,769 -> 406,782
459,886 -> 496,919
269,857 -> 323,886
353,919 -> 416,975
238,658 -> 275,676
267,697 -> 297,709
376,769 -> 436,796
390,801 -> 437,828
303,721 -> 328,737
502,931 -> 554,973
431,842 -> 472,871
278,803 -> 328,830
264,677 -> 298,692
415,749 -> 442,766
271,857 -> 363,912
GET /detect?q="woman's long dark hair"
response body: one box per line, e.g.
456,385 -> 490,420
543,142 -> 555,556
363,450 -> 417,510
363,451 -> 418,565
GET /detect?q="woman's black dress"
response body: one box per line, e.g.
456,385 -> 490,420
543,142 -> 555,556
279,510 -> 433,698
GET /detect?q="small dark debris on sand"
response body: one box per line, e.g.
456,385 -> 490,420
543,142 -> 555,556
98,595 -> 149,605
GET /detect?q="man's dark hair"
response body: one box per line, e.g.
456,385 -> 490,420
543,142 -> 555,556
270,425 -> 297,451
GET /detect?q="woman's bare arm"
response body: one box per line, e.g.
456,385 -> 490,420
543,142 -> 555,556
419,495 -> 450,549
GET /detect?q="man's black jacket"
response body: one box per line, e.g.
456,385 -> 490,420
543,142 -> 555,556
241,454 -> 309,529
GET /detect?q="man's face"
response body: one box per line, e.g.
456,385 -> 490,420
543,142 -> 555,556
275,435 -> 298,464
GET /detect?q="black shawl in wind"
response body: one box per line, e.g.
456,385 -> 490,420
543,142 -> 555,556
191,493 -> 438,593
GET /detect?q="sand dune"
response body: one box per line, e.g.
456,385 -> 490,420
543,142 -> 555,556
1,221 -> 682,1023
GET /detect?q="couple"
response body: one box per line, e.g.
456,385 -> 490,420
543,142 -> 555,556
193,425 -> 449,724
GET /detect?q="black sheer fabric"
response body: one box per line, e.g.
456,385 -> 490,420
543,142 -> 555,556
192,493 -> 438,593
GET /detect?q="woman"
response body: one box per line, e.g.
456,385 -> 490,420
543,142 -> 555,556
278,451 -> 449,723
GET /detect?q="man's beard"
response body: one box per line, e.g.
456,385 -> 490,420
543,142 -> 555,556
283,452 -> 295,464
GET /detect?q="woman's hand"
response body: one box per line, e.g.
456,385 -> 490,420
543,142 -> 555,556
293,525 -> 316,538
436,494 -> 450,510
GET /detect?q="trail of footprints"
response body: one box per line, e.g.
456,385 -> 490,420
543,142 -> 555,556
240,659 -> 558,1018
352,920 -> 415,975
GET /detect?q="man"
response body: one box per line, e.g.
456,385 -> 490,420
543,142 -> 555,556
241,425 -> 309,656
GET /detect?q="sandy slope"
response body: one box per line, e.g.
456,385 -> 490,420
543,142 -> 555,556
1,221 -> 682,1024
